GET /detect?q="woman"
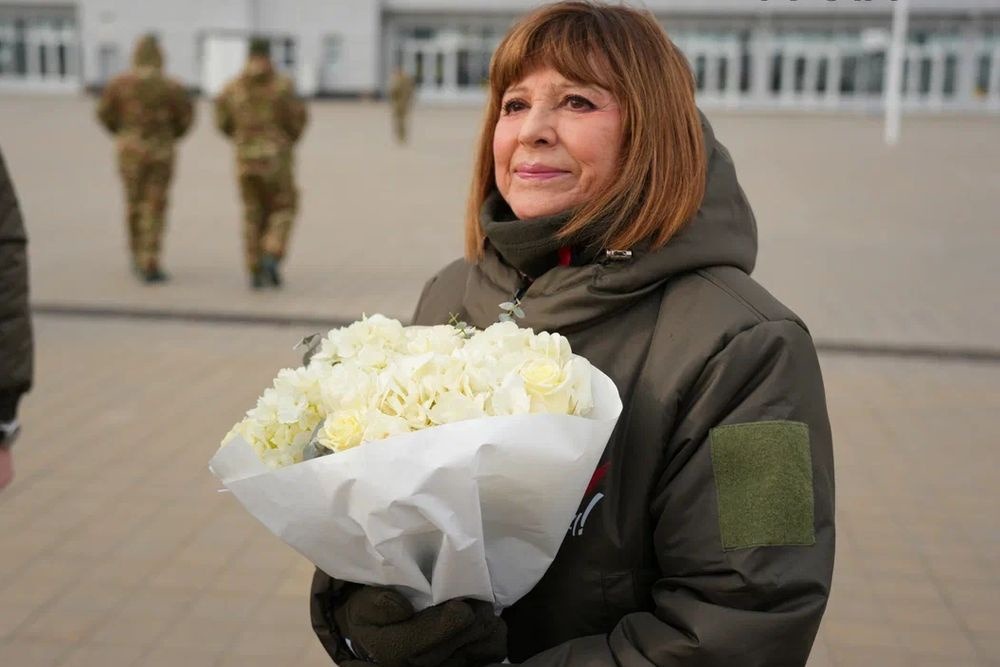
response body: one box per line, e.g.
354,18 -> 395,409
312,3 -> 834,666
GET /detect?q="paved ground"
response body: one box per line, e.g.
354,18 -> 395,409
1,96 -> 999,666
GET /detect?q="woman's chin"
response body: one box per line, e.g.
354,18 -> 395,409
509,200 -> 571,220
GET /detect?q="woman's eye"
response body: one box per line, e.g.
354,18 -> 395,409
565,95 -> 596,111
502,99 -> 526,114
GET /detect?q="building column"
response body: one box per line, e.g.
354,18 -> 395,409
803,47 -> 820,103
25,23 -> 40,80
443,37 -> 458,94
955,21 -> 979,109
703,45 -> 719,98
780,44 -> 797,104
725,40 -> 740,106
990,45 -> 1000,110
750,22 -> 773,107
825,46 -> 842,108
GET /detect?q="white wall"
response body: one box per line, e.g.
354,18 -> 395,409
384,0 -> 1000,14
79,0 -> 251,87
76,0 -> 380,94
256,0 -> 380,95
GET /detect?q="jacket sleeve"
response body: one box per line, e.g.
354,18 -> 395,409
214,90 -> 234,138
512,319 -> 835,667
171,82 -> 194,139
0,149 -> 34,422
281,88 -> 308,143
96,80 -> 120,134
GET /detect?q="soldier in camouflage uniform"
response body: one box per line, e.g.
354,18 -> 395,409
388,68 -> 416,144
215,38 -> 308,289
97,34 -> 193,283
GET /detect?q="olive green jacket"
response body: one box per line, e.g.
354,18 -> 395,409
214,63 -> 307,171
96,37 -> 193,163
0,148 -> 32,422
312,116 -> 835,667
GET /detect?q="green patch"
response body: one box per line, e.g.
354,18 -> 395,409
710,420 -> 815,551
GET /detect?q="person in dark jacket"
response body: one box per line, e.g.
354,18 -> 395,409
0,148 -> 33,490
311,3 -> 835,666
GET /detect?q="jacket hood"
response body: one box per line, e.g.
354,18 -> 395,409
466,113 -> 757,332
243,56 -> 275,82
132,34 -> 163,69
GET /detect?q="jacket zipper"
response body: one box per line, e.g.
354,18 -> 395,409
512,273 -> 531,304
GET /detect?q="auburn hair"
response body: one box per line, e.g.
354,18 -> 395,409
465,1 -> 706,261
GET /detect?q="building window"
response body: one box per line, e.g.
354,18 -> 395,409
976,54 -> 991,96
694,54 -> 706,91
918,57 -> 932,95
98,43 -> 120,83
840,55 -> 858,94
770,53 -> 784,93
13,19 -> 26,74
321,34 -> 341,90
794,55 -> 807,93
275,37 -> 295,72
816,58 -> 828,93
943,54 -> 958,97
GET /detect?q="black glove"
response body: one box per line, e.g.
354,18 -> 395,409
334,586 -> 507,667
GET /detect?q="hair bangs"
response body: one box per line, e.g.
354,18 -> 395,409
489,11 -> 619,102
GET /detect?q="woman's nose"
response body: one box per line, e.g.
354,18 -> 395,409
517,106 -> 557,147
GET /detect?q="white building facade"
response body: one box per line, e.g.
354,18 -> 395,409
1,0 -> 998,113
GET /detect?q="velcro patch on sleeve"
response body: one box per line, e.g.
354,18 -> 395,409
709,420 -> 815,551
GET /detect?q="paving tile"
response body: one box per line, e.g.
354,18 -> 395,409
826,644 -> 913,667
805,638 -> 833,667
130,646 -> 222,667
893,627 -> 980,658
0,602 -> 39,639
0,638 -> 68,667
972,636 -> 1000,664
58,643 -> 147,667
153,615 -> 247,653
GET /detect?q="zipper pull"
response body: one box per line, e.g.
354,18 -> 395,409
602,250 -> 633,262
512,273 -> 531,302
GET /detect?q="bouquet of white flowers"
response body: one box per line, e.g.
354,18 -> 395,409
210,314 -> 621,610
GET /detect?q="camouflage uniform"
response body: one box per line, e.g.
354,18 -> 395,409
97,34 -> 193,280
214,43 -> 307,286
388,69 -> 416,144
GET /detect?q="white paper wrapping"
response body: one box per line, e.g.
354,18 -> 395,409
209,366 -> 621,611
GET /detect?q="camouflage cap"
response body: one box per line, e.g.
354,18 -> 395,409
248,37 -> 271,58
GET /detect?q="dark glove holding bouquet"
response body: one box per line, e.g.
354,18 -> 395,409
334,586 -> 507,667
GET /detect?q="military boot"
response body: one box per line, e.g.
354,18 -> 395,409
251,269 -> 267,290
143,266 -> 169,284
260,253 -> 282,288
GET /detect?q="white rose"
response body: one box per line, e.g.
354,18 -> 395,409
363,410 -> 412,442
519,357 -> 573,414
428,390 -> 486,425
566,356 -> 594,416
487,375 -> 531,416
529,331 -> 572,363
404,325 -> 465,356
317,409 -> 365,452
319,362 -> 375,412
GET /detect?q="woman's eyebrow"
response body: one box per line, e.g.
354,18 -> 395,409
503,81 -> 605,96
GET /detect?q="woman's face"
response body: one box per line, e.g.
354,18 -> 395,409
493,66 -> 622,220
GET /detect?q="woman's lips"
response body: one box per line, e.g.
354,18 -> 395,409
514,168 -> 570,181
